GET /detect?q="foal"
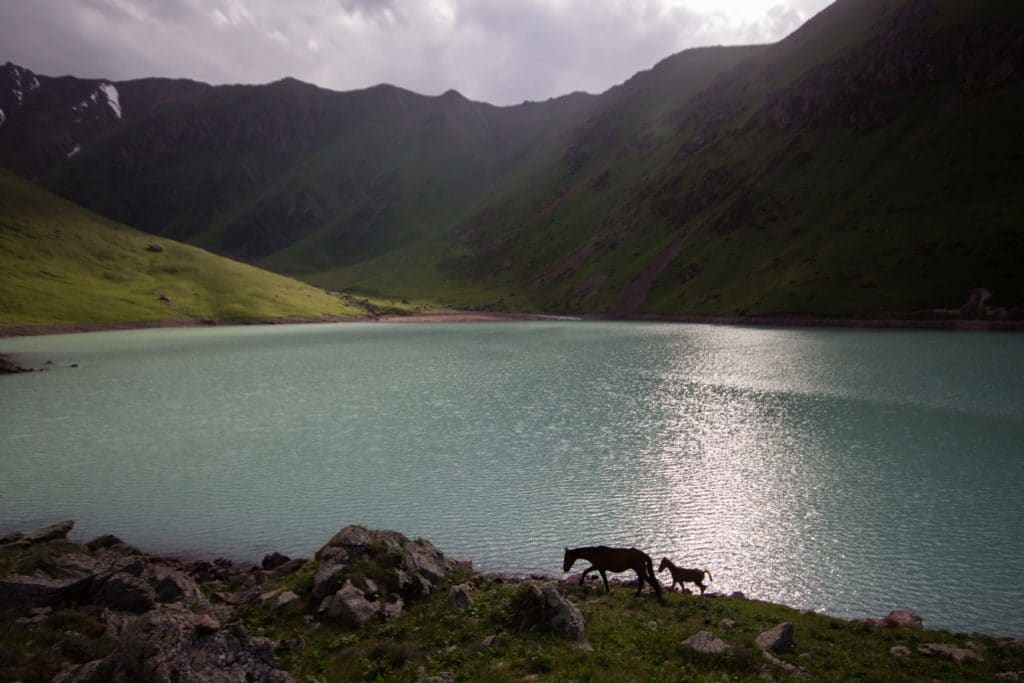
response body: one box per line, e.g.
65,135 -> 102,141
563,545 -> 663,599
657,557 -> 713,595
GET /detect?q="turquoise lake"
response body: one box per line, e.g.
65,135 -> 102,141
1,321 -> 1022,635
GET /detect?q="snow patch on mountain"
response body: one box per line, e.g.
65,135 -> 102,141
71,83 -> 122,119
99,82 -> 121,118
67,143 -> 81,158
0,108 -> 5,127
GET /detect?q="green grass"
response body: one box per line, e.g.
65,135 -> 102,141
235,570 -> 1024,682
0,170 -> 373,327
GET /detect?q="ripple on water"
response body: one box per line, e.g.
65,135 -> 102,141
0,322 -> 1022,634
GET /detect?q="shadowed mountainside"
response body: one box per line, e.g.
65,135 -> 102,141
1,0 -> 1022,320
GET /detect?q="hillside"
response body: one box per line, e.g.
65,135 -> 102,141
2,0 -> 1023,320
0,170 -> 364,327
432,0 -> 1024,318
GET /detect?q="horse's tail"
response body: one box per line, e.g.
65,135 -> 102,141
704,569 -> 714,583
645,554 -> 662,597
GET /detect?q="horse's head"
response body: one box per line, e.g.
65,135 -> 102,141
657,557 -> 670,573
562,546 -> 576,572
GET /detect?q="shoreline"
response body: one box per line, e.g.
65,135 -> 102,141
1,309 -> 1022,342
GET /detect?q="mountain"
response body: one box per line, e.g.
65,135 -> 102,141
0,169 -> 365,326
2,0 -> 1022,320
431,0 -> 1024,318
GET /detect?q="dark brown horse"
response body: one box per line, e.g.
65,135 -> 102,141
657,557 -> 713,595
563,545 -> 662,598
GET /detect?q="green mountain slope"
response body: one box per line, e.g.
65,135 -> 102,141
425,0 -> 1024,318
3,0 -> 1022,319
0,170 -> 362,326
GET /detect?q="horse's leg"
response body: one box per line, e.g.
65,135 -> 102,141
579,565 -> 596,586
634,567 -> 645,597
599,569 -> 610,593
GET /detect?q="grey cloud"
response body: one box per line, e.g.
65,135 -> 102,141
0,0 -> 833,105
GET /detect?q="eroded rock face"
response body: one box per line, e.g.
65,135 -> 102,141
884,610 -> 923,629
55,608 -> 294,682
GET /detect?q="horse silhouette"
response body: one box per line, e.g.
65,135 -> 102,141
563,545 -> 662,599
657,557 -> 713,595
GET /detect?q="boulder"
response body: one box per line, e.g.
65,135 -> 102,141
274,591 -> 300,611
449,583 -> 474,609
313,525 -> 451,600
0,572 -> 95,610
318,580 -> 379,626
194,614 -> 221,634
541,583 -> 586,641
269,558 -> 307,579
382,595 -> 404,621
261,552 -> 291,570
91,572 -> 159,613
883,610 -> 923,629
917,642 -> 984,663
682,631 -> 731,655
54,607 -> 293,682
145,565 -> 204,606
756,623 -> 794,652
25,520 -> 75,543
890,645 -> 911,657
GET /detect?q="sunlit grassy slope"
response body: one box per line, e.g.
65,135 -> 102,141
0,170 -> 363,326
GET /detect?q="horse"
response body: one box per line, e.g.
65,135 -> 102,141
657,557 -> 713,595
563,545 -> 662,599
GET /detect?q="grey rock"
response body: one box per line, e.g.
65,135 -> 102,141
274,591 -> 300,611
917,642 -> 984,663
890,645 -> 911,657
756,622 -> 794,652
762,650 -> 809,678
883,610 -> 923,629
417,673 -> 454,683
194,614 -> 220,634
449,583 -> 474,609
145,565 -> 204,606
540,582 -> 586,641
261,552 -> 291,570
719,619 -> 737,629
382,595 -> 404,621
145,243 -> 164,253
0,571 -> 94,610
25,520 -> 75,543
92,572 -> 158,613
56,607 -> 294,682
86,534 -> 123,550
0,530 -> 25,544
481,633 -> 503,649
269,558 -> 307,579
318,580 -> 379,626
682,631 -> 731,655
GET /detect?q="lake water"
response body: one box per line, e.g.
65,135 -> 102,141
1,321 -> 1022,635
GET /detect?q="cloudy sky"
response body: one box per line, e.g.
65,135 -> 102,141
1,0 -> 832,106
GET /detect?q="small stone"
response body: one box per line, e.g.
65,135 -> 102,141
884,610 -> 923,629
682,631 -> 731,655
575,641 -> 594,652
890,645 -> 911,658
194,614 -> 220,634
286,636 -> 306,654
481,634 -> 501,649
146,243 -> 164,253
756,623 -> 794,652
730,591 -> 746,599
86,534 -> 125,551
965,640 -> 986,654
719,619 -> 737,629
648,620 -> 659,631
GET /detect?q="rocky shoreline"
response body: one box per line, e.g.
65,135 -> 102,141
3,521 -> 1022,682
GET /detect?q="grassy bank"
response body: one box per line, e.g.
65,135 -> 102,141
2,530 -> 1021,682
0,170 -> 396,327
